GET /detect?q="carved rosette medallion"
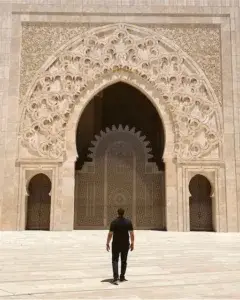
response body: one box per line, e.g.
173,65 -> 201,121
20,23 -> 222,160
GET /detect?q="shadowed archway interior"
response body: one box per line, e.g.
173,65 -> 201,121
189,174 -> 213,232
26,173 -> 51,230
74,82 -> 166,229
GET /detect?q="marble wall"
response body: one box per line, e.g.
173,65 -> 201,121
0,0 -> 240,231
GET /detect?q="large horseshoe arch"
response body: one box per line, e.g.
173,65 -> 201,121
19,23 -> 222,231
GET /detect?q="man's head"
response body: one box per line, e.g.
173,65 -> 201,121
117,208 -> 125,217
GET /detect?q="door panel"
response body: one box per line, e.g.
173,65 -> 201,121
189,175 -> 213,231
74,129 -> 165,229
26,174 -> 51,230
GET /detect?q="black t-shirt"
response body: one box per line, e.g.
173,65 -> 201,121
110,217 -> 133,247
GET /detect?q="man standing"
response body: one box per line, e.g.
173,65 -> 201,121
106,208 -> 134,285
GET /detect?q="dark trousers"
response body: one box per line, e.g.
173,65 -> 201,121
112,245 -> 129,279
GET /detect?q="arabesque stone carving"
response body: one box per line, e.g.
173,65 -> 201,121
87,124 -> 153,162
20,23 -> 222,160
20,23 -> 96,99
150,25 -> 221,102
20,23 -> 221,102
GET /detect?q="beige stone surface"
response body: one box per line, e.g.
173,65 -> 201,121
0,231 -> 240,299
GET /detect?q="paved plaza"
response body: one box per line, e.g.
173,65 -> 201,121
0,231 -> 240,299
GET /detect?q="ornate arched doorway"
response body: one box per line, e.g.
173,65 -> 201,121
19,23 -> 222,231
189,174 -> 213,231
26,173 -> 51,230
74,82 -> 165,229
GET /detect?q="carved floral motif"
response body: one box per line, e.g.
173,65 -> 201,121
20,23 -> 221,101
149,25 -> 221,101
20,23 -> 97,99
20,23 -> 222,160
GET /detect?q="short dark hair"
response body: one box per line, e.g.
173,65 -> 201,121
117,208 -> 125,216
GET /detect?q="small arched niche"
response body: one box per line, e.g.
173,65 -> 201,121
189,174 -> 213,232
26,173 -> 51,230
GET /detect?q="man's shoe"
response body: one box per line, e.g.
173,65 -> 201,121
112,278 -> 119,285
120,276 -> 128,282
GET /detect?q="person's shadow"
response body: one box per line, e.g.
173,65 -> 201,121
101,278 -> 116,285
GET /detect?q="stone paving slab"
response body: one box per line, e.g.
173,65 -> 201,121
0,231 -> 240,299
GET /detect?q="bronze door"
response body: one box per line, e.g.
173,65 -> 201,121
26,174 -> 51,230
74,128 -> 165,229
106,141 -> 134,227
189,175 -> 213,231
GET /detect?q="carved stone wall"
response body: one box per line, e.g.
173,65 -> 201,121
20,23 -> 98,100
20,23 -> 221,103
74,125 -> 164,229
20,23 -> 222,161
149,25 -> 221,102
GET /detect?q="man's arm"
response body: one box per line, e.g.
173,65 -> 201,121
106,222 -> 114,251
129,231 -> 134,251
106,231 -> 113,250
129,221 -> 134,251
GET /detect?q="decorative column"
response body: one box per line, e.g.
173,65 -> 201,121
59,122 -> 77,230
164,157 -> 178,231
58,159 -> 75,230
177,165 -> 184,231
217,166 -> 227,232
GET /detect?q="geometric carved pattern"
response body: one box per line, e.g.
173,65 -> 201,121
20,23 -> 222,160
88,125 -> 153,161
74,126 -> 164,229
20,24 -> 221,102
